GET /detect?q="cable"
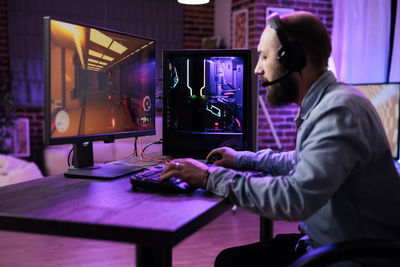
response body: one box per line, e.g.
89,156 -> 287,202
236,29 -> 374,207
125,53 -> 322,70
141,152 -> 168,163
235,117 -> 242,132
119,138 -> 169,163
67,147 -> 73,167
134,137 -> 138,157
142,139 -> 163,154
120,138 -> 165,162
139,138 -> 170,163
139,137 -> 143,161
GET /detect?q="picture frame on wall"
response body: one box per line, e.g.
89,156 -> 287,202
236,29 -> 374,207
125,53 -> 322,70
232,8 -> 248,48
266,7 -> 294,25
11,118 -> 30,157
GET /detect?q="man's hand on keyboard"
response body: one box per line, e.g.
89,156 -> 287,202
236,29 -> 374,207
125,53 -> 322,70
160,158 -> 209,189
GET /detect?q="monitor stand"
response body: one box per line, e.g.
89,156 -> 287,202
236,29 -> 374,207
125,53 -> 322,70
64,142 -> 144,179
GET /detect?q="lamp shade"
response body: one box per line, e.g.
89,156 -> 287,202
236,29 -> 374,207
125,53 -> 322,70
178,0 -> 210,4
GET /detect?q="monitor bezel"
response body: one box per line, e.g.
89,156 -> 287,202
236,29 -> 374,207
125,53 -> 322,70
351,82 -> 400,160
43,16 -> 156,146
162,49 -> 258,158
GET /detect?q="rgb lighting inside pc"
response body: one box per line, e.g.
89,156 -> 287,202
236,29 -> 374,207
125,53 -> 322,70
163,50 -> 257,158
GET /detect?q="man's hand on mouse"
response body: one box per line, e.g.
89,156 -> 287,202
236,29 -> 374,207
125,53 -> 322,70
160,158 -> 210,188
206,147 -> 237,168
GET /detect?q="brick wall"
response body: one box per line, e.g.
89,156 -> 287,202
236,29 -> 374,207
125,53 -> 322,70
1,0 -> 44,172
232,0 -> 333,151
0,0 -> 12,154
0,0 -> 9,94
183,1 -> 215,49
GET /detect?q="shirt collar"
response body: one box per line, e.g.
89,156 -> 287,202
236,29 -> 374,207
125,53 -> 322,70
296,71 -> 337,124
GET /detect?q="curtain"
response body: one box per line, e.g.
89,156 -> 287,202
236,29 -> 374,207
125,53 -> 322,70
389,0 -> 400,82
331,0 -> 392,83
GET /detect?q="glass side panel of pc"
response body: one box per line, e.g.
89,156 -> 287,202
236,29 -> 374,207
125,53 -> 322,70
163,49 -> 258,158
353,83 -> 400,159
44,17 -> 156,178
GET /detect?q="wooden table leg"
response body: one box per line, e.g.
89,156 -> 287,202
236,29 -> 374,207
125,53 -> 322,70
260,216 -> 273,241
136,245 -> 172,267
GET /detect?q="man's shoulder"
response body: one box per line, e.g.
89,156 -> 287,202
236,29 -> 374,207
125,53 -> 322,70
321,83 -> 369,109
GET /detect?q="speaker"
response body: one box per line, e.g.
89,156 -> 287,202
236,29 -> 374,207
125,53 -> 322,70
267,12 -> 306,72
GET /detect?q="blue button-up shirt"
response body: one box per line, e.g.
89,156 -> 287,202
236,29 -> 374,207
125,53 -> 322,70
207,71 -> 400,249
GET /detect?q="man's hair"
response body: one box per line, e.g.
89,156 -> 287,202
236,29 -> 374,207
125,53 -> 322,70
281,11 -> 332,70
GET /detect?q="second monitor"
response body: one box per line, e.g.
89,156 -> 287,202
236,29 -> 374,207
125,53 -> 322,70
163,49 -> 258,158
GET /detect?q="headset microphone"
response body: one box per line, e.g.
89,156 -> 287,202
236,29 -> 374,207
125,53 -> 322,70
261,71 -> 292,87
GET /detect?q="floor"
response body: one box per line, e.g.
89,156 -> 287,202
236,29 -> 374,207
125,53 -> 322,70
0,207 -> 299,267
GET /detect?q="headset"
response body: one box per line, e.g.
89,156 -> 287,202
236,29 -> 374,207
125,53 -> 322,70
261,12 -> 307,87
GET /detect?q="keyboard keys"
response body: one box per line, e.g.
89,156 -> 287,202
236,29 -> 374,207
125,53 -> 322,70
130,164 -> 196,193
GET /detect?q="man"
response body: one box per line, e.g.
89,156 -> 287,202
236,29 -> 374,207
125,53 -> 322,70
161,11 -> 400,266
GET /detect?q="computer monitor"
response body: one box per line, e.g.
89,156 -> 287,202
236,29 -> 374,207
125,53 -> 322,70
44,17 -> 156,178
162,49 -> 258,158
352,83 -> 400,159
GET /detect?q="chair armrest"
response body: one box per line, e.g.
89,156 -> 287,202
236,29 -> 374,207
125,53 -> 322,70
288,239 -> 400,267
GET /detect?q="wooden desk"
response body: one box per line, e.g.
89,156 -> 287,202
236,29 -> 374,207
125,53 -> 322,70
0,174 -> 230,267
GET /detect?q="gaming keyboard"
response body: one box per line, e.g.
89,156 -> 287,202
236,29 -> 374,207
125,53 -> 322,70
130,164 -> 196,193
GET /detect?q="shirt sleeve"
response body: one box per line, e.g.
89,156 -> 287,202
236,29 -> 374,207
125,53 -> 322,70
206,104 -> 369,221
234,149 -> 296,175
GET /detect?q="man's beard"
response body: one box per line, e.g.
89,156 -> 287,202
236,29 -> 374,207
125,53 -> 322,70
265,70 -> 299,107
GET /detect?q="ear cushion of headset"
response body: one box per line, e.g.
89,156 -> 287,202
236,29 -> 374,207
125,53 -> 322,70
277,46 -> 290,66
277,42 -> 307,72
289,42 -> 307,72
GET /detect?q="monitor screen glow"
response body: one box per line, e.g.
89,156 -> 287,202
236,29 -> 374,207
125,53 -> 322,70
353,83 -> 400,159
44,18 -> 156,145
